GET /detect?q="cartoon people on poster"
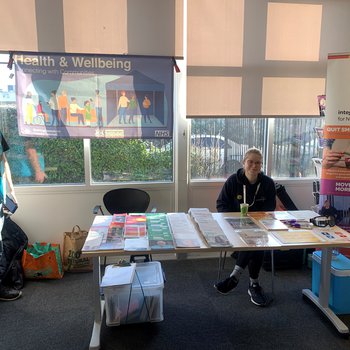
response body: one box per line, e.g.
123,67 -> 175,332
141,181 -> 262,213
69,97 -> 84,125
58,90 -> 69,125
24,92 -> 35,125
21,88 -> 156,129
47,90 -> 60,126
94,90 -> 103,127
142,95 -> 152,123
116,91 -> 153,125
117,91 -> 129,124
128,94 -> 138,124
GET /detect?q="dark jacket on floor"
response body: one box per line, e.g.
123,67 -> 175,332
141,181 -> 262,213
0,217 -> 28,289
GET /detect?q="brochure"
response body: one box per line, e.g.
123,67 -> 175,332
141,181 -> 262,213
225,217 -> 260,230
272,230 -> 322,244
258,219 -> 289,231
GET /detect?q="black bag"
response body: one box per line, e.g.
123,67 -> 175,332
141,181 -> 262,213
264,183 -> 303,270
275,183 -> 298,210
0,217 -> 28,289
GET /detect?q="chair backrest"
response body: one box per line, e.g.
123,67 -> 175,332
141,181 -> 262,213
103,188 -> 150,215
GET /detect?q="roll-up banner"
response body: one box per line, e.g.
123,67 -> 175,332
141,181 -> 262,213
320,53 -> 350,232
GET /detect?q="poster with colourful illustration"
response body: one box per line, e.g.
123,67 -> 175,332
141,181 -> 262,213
14,52 -> 173,139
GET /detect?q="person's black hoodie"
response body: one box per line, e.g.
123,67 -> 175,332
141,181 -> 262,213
216,168 -> 276,213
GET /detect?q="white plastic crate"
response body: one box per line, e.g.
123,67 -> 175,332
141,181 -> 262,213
102,261 -> 164,326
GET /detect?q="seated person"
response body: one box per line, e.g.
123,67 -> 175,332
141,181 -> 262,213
214,148 -> 276,307
69,97 -> 84,125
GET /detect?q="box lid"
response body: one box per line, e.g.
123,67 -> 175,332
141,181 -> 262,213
133,261 -> 164,288
313,251 -> 350,276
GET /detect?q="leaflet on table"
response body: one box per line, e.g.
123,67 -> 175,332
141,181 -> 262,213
188,207 -> 212,223
124,237 -> 149,251
271,211 -> 298,221
188,208 -> 231,247
92,215 -> 113,227
124,224 -> 147,238
108,214 -> 126,239
197,220 -> 231,247
280,219 -> 313,230
83,224 -> 125,251
83,226 -> 105,251
167,213 -> 201,248
238,230 -> 270,246
287,210 -> 319,220
225,217 -> 261,230
272,230 -> 322,244
248,212 -> 274,221
124,214 -> 147,238
312,227 -> 350,242
258,219 -> 289,231
146,213 -> 175,250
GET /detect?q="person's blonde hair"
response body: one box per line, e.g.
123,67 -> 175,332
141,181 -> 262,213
242,147 -> 263,163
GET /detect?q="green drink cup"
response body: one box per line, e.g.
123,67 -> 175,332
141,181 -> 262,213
240,203 -> 249,216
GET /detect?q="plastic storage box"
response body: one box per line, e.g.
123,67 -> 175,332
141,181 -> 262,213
312,251 -> 350,315
102,261 -> 164,326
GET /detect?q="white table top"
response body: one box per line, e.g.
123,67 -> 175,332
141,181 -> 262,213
82,211 -> 350,257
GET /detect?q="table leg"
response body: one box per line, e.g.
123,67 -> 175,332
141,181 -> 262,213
89,256 -> 104,350
302,247 -> 349,334
217,251 -> 227,282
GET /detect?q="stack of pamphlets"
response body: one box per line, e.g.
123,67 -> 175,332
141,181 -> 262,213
108,214 -> 126,239
146,213 -> 175,249
258,219 -> 289,231
225,217 -> 268,246
124,214 -> 147,238
188,208 -> 231,247
167,213 -> 201,247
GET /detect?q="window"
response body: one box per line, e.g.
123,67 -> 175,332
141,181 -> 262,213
0,105 -> 85,185
190,117 -> 323,180
271,117 -> 323,178
191,118 -> 266,179
90,138 -> 173,183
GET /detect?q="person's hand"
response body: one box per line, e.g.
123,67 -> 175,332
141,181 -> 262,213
35,170 -> 47,183
323,150 -> 344,168
9,190 -> 18,204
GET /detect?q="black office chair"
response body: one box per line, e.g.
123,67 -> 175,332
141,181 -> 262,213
93,188 -> 154,263
94,188 -> 151,216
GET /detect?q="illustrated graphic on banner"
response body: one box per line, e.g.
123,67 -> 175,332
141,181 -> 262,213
14,53 -> 173,139
320,53 -> 350,233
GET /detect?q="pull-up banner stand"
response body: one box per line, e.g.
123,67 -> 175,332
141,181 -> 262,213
321,53 -> 350,195
320,53 -> 350,233
14,52 -> 173,139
